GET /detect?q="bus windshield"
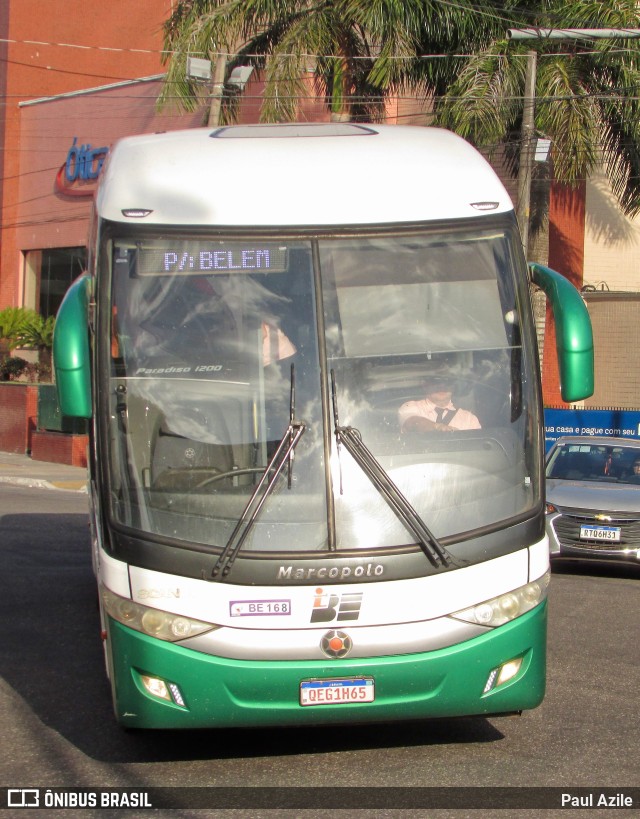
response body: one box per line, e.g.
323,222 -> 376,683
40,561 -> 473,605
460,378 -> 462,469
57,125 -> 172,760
104,221 -> 541,559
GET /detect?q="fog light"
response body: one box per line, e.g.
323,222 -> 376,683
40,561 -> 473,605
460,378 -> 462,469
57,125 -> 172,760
484,656 -> 524,693
140,674 -> 186,707
141,675 -> 172,702
497,657 -> 522,686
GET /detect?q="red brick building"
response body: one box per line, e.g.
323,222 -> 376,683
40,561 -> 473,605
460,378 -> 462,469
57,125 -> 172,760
0,0 -> 174,310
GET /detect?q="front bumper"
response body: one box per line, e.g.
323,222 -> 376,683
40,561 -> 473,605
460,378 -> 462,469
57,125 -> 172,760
106,603 -> 547,729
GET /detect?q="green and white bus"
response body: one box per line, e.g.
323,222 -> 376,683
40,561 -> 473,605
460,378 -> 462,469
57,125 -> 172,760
54,123 -> 593,729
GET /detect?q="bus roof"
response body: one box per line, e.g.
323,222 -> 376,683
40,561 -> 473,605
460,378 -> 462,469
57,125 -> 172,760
96,123 -> 514,228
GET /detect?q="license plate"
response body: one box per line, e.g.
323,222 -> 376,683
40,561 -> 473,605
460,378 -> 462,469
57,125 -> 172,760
580,525 -> 621,542
300,677 -> 374,706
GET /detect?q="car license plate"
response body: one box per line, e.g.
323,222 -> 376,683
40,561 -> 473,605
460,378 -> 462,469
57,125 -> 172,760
300,677 -> 374,706
579,525 -> 621,542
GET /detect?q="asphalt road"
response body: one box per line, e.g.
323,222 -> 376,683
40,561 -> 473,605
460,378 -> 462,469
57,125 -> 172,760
0,484 -> 638,817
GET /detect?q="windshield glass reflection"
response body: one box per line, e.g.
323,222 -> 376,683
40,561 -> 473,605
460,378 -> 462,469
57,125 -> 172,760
320,228 -> 540,548
103,224 -> 540,557
107,239 -> 327,551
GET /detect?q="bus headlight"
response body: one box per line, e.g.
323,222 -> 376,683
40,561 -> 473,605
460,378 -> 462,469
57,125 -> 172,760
100,585 -> 218,642
450,570 -> 550,628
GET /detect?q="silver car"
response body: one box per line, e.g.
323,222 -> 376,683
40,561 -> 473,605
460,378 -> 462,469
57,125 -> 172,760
545,435 -> 640,565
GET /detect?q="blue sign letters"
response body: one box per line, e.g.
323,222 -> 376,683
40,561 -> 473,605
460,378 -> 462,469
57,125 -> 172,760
544,408 -> 640,451
65,137 -> 109,183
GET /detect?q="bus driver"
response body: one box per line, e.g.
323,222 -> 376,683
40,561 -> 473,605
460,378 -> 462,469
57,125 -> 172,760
399,371 -> 481,433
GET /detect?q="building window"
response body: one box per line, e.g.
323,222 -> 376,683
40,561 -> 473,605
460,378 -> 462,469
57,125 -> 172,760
24,247 -> 86,319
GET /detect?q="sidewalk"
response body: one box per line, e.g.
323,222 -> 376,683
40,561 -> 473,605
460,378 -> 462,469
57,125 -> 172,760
0,451 -> 87,492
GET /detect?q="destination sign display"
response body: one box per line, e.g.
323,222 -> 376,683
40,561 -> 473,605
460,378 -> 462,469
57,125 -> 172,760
134,241 -> 289,275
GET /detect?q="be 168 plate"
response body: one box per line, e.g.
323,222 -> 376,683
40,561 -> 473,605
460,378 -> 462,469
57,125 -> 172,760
580,525 -> 621,541
300,677 -> 374,706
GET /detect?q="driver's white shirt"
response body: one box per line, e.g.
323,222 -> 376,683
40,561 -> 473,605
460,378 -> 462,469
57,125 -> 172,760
398,397 -> 481,430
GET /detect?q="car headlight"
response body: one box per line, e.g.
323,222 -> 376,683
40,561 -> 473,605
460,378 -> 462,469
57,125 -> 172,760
101,585 -> 218,642
450,570 -> 550,628
545,502 -> 559,514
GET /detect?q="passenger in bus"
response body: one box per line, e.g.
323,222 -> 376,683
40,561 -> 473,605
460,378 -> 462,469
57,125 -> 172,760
180,276 -> 296,367
262,321 -> 296,366
114,273 -> 296,370
398,372 -> 481,433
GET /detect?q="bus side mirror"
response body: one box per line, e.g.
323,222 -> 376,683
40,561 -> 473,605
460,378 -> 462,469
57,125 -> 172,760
529,263 -> 594,403
53,274 -> 92,419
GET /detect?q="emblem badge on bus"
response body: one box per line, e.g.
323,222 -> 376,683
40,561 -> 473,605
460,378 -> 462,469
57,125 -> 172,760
310,588 -> 363,623
320,630 -> 353,659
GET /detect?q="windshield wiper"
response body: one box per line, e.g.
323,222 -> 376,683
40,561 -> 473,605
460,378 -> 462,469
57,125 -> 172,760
331,370 -> 454,569
210,364 -> 305,580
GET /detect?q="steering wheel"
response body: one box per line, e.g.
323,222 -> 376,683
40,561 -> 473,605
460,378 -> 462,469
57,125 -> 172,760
187,466 -> 274,492
152,466 -> 226,492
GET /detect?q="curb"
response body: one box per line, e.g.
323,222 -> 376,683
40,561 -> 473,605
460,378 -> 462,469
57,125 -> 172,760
0,476 -> 87,493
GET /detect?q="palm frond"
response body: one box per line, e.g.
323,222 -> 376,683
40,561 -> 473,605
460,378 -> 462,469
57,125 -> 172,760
434,45 -> 523,146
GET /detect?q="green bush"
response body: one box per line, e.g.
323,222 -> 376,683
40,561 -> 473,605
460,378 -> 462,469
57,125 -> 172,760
0,356 -> 29,381
15,313 -> 55,350
0,307 -> 39,350
0,308 -> 55,379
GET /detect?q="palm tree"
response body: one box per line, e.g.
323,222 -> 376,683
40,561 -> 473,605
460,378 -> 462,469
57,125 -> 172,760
159,0 -> 640,218
158,0 -> 507,124
433,1 -> 640,218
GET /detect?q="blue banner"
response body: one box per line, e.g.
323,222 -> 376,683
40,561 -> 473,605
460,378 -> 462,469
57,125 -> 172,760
544,408 -> 640,452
